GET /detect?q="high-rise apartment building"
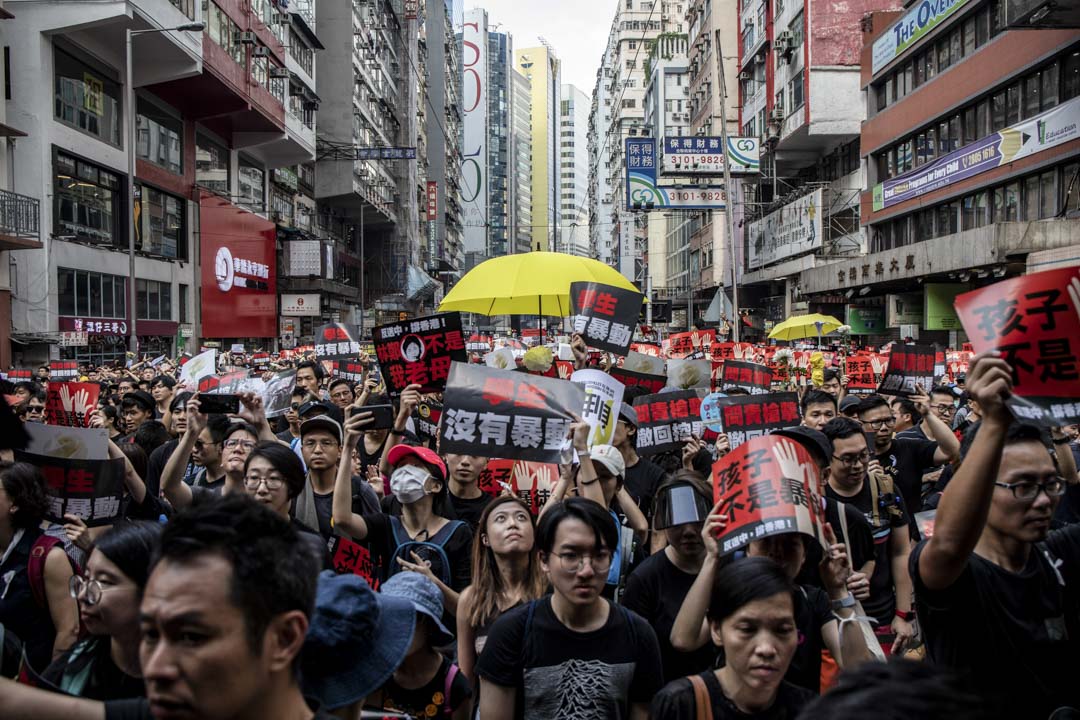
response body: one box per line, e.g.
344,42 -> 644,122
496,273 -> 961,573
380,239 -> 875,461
558,84 -> 591,257
515,45 -> 562,251
588,28 -> 618,267
511,69 -> 534,255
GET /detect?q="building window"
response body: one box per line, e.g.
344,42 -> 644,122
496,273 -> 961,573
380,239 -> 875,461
136,184 -> 185,259
238,158 -> 265,213
54,152 -> 122,247
205,0 -> 245,66
790,70 -> 804,111
179,283 -> 188,323
789,12 -> 804,48
136,97 -> 183,174
196,133 -> 229,194
58,268 -> 127,318
1063,51 -> 1080,101
136,279 -> 172,321
54,47 -> 122,146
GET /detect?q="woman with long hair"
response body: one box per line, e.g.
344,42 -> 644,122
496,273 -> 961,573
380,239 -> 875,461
456,495 -> 547,683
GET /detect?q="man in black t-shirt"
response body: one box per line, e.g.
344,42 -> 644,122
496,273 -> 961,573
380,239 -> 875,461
613,402 -> 667,522
911,355 -> 1080,720
445,452 -> 493,529
478,497 -> 663,719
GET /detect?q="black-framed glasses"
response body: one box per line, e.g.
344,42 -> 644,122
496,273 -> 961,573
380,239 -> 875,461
244,474 -> 285,491
832,450 -> 871,466
69,575 -> 103,605
224,438 -> 256,451
994,478 -> 1066,500
552,550 -> 612,573
862,417 -> 896,430
25,405 -> 45,414
930,404 -> 956,414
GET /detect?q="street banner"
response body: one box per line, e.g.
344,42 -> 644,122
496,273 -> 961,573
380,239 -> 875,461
720,360 -> 774,395
569,282 -> 644,356
50,361 -> 79,380
484,347 -> 516,370
198,371 -> 250,395
326,535 -> 381,590
45,382 -> 100,427
663,330 -> 715,359
623,350 -> 665,375
413,400 -> 442,444
374,312 -> 467,396
667,359 -> 712,390
630,342 -> 662,357
712,434 -> 828,556
715,392 -> 801,450
954,267 -> 1080,426
262,370 -> 297,418
609,366 -> 667,394
440,362 -> 585,463
844,353 -> 883,392
336,361 -> 367,384
315,323 -> 362,361
179,348 -> 216,389
632,390 -> 704,456
877,344 -> 936,396
571,369 -> 625,448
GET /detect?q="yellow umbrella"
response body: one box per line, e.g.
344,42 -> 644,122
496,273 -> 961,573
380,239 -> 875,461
767,313 -> 843,342
437,251 -> 643,317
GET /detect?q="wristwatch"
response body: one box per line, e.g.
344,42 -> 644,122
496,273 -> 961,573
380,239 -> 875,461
830,593 -> 857,611
895,609 -> 915,622
1052,437 -> 1071,445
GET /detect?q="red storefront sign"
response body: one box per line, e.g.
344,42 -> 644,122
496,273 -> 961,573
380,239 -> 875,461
426,181 -> 438,220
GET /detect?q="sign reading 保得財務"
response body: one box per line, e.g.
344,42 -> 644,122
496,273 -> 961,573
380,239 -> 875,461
747,189 -> 823,270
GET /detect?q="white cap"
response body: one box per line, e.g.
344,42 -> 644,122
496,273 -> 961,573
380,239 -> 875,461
588,444 -> 625,478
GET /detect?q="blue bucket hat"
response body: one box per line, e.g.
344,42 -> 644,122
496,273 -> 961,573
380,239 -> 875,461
301,571 -> 415,710
381,572 -> 455,647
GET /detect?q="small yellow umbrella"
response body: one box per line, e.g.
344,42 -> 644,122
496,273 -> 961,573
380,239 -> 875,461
767,313 -> 843,342
437,251 -> 643,317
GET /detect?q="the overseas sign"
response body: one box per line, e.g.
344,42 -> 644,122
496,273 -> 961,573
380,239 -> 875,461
661,136 -> 760,175
874,95 -> 1080,211
626,138 -> 727,211
747,189 -> 822,270
872,0 -> 972,74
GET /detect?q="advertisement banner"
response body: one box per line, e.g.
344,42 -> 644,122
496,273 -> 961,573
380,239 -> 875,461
747,189 -> 823,271
461,10 -> 489,257
873,96 -> 1080,211
667,359 -> 712,390
715,392 -> 800,450
571,369 -> 625,448
846,305 -> 887,335
45,382 -> 100,427
632,391 -> 704,456
954,267 -> 1080,426
877,344 -> 937,396
712,434 -> 828,555
280,294 -> 321,317
872,0 -> 972,73
719,360 -> 774,395
200,192 -> 277,338
887,293 -> 924,327
374,312 -> 467,396
315,323 -> 362,361
626,137 -> 728,211
661,136 -> 761,175
924,283 -> 966,330
569,281 -> 644,356
440,363 -> 585,463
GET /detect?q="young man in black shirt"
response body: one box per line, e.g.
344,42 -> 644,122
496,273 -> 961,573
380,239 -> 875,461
613,402 -> 667,529
911,354 -> 1080,720
445,453 -> 493,529
478,497 -> 663,719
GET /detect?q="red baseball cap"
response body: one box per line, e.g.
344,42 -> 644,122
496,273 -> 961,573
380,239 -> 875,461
387,444 -> 447,483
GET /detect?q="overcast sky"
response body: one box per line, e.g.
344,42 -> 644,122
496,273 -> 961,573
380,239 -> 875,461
464,0 -> 615,97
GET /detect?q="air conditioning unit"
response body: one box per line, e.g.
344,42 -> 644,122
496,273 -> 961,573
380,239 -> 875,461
252,45 -> 271,57
738,71 -> 752,82
237,31 -> 258,45
775,31 -> 793,47
273,12 -> 289,24
269,66 -> 290,79
769,107 -> 785,122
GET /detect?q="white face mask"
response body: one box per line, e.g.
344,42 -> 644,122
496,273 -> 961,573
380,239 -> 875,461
390,465 -> 430,505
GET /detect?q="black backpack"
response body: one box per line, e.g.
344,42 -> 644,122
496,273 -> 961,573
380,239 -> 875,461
388,517 -> 465,587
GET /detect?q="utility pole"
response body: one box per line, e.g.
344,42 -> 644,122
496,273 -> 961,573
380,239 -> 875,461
714,29 -> 741,342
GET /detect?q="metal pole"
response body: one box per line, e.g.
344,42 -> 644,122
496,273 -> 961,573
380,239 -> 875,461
126,29 -> 138,356
714,29 -> 741,343
359,203 -> 365,338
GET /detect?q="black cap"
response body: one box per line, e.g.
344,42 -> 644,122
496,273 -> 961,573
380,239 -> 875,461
771,426 -> 833,469
126,390 -> 155,412
298,399 -> 333,418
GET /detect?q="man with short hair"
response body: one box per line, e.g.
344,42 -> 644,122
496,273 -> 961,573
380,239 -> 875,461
327,378 -> 355,409
444,453 -> 493,529
478,497 -> 663,719
821,367 -> 848,401
296,415 -> 345,538
295,360 -> 324,399
119,390 -> 155,438
117,378 -> 136,397
20,387 -> 47,424
800,389 -> 837,432
890,397 -> 919,434
149,375 -> 176,420
36,365 -> 50,383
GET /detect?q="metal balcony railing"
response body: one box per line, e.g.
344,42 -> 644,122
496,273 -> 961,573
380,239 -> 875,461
0,189 -> 40,242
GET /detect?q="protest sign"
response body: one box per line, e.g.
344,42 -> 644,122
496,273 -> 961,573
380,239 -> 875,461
720,360 -> 774,395
374,312 -> 467,396
5,369 -> 32,381
711,362 -> 725,392
478,457 -> 515,496
877,344 -> 936,396
466,335 -> 493,352
50,361 -> 79,380
440,362 -> 585,463
179,348 -> 216,388
476,458 -> 560,515
700,392 -> 725,432
708,341 -> 757,362
954,267 -> 1080,426
413,400 -> 442,444
252,352 -> 270,369
609,366 -> 667,394
667,359 -> 712,390
263,370 -> 297,418
844,353 -> 880,392
715,392 -> 801,450
711,434 -> 828,555
569,282 -> 643,356
25,423 -> 108,460
336,361 -> 367,384
632,391 -> 704,455
664,330 -> 715,359
623,350 -> 665,375
326,535 -> 380,589
484,347 -> 516,370
571,369 -> 625,447
198,370 -> 250,395
315,323 -> 362,361
630,342 -> 662,357
45,382 -> 100,427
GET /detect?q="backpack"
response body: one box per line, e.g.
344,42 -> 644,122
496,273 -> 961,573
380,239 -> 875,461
388,517 -> 465,587
28,535 -> 79,610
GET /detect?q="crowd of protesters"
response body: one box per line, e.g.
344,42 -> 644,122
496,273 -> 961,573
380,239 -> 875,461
0,333 -> 1076,720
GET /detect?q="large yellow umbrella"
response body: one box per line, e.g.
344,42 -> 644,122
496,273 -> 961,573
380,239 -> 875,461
437,251 -> 643,317
767,313 -> 844,342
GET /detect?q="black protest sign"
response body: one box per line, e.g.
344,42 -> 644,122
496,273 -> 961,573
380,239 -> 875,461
336,361 -> 367,384
315,323 -> 362,361
374,312 -> 467,396
413,400 -> 443,444
716,392 -> 801,450
609,366 -> 667,394
632,390 -> 704,456
198,370 -> 249,394
263,370 -> 297,418
17,451 -> 126,527
720,360 -> 774,395
440,362 -> 585,463
569,282 -> 644,356
877,344 -> 936,396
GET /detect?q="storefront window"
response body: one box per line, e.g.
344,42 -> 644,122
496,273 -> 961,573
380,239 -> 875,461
196,133 -> 229,194
54,47 -> 122,146
55,152 -> 122,246
137,184 -> 185,259
238,158 -> 265,213
58,268 -> 127,318
137,97 -> 183,174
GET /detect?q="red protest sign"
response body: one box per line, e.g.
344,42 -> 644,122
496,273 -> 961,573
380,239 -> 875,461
45,382 -> 100,427
715,392 -> 801,450
711,434 -> 827,556
476,458 -> 559,515
955,267 -> 1080,425
719,360 -> 774,395
877,344 -> 937,396
664,330 -> 715,359
630,342 -> 662,357
374,312 -> 468,396
327,535 -> 381,589
844,353 -> 879,391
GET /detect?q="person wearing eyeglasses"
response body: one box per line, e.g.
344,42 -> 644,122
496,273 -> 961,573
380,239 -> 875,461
20,389 -> 47,424
295,415 -> 344,539
822,416 -> 915,657
41,522 -> 161,700
912,354 -> 1080,720
857,393 -> 959,520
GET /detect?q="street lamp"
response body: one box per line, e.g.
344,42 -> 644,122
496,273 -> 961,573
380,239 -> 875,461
126,21 -> 204,356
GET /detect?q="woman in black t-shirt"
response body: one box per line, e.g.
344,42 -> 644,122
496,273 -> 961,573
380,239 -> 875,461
652,558 -> 816,719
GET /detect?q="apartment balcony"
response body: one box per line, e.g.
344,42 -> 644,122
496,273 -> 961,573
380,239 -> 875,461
0,189 -> 42,250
